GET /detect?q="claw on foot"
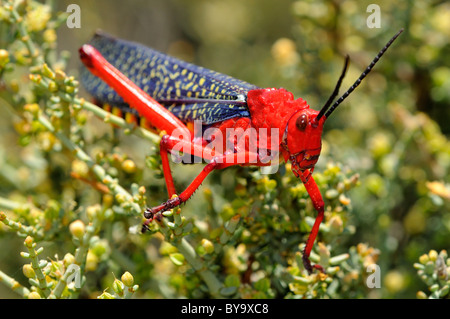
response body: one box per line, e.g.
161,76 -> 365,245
141,196 -> 184,232
144,207 -> 155,219
302,255 -> 326,275
141,223 -> 150,233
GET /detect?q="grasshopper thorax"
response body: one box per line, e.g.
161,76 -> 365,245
246,88 -> 325,176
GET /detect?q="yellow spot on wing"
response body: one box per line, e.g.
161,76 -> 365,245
169,72 -> 180,80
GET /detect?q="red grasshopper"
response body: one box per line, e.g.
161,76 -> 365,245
79,29 -> 403,273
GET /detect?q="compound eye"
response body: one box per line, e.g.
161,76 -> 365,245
295,113 -> 308,131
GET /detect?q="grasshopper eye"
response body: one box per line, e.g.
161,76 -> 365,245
296,113 -> 308,131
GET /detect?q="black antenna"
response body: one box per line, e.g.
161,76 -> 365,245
316,55 -> 350,121
323,28 -> 404,119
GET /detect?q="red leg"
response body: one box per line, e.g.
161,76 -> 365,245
159,136 -> 177,198
155,133 -> 216,202
300,170 -> 325,274
143,149 -> 264,224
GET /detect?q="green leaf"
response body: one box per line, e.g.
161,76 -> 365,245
220,286 -> 238,297
254,278 -> 271,292
224,274 -> 240,287
169,253 -> 185,266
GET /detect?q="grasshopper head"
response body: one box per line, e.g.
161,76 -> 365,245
282,29 -> 404,178
282,109 -> 326,177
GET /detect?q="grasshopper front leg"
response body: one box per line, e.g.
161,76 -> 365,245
300,170 -> 325,274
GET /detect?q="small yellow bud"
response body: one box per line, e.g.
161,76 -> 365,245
416,291 -> 428,299
102,194 -> 114,207
159,241 -> 177,255
121,271 -> 134,287
318,272 -> 328,281
91,239 -> 109,258
271,38 -> 299,67
43,29 -> 57,43
112,278 -> 124,295
339,194 -> 351,206
419,254 -> 429,265
85,250 -> 99,271
426,181 -> 450,199
121,159 -> 137,174
86,204 -> 101,221
48,81 -> 58,93
37,131 -> 56,152
24,103 -> 40,116
28,291 -> 42,299
23,264 -> 35,278
203,188 -> 212,199
65,85 -> 75,94
25,4 -> 51,32
328,216 -> 344,235
201,239 -> 214,254
429,250 -> 438,261
63,253 -> 76,267
115,193 -> 125,203
24,236 -> 34,248
384,271 -> 406,294
42,64 -> 55,79
69,220 -> 85,239
0,49 -> 10,68
55,69 -> 66,82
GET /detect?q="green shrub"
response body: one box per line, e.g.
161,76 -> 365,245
0,0 -> 448,299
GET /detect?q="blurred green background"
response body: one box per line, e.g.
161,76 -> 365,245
0,0 -> 449,298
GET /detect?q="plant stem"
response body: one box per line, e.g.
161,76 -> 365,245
37,113 -> 142,216
219,215 -> 240,245
8,0 -> 44,66
160,218 -> 224,297
177,237 -> 224,297
0,270 -> 30,298
49,215 -> 102,298
24,238 -> 51,297
0,211 -> 42,238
